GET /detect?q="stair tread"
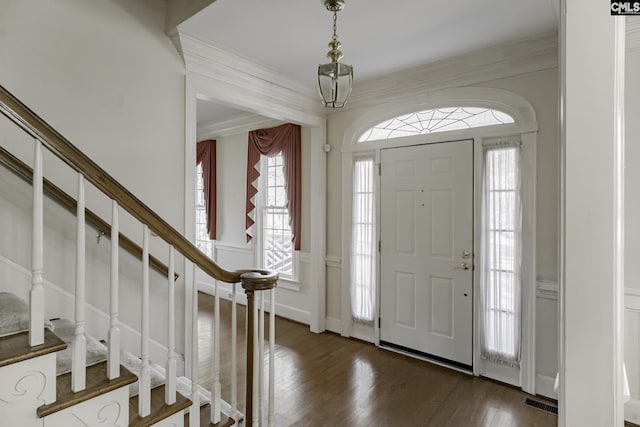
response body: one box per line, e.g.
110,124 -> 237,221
0,328 -> 66,368
129,384 -> 192,427
37,360 -> 138,418
184,403 -> 236,427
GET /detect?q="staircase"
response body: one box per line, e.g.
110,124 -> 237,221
0,85 -> 278,426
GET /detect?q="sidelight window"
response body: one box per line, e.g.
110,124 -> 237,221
351,157 -> 376,323
480,142 -> 521,367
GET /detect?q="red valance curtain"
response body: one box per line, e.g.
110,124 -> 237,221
246,123 -> 301,250
197,140 -> 216,240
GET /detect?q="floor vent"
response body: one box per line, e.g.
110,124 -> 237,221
523,398 -> 558,416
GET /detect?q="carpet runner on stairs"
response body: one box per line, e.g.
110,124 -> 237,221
0,292 -> 211,408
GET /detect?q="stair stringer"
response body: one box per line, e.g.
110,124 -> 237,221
0,352 -> 57,427
42,385 -> 129,427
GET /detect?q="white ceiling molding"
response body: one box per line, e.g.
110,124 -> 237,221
627,17 -> 640,52
343,32 -> 559,110
177,31 -> 325,121
197,113 -> 283,140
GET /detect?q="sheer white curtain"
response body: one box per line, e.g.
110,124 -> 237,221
351,157 -> 376,323
480,139 -> 521,367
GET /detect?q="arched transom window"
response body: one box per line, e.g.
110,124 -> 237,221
358,107 -> 515,142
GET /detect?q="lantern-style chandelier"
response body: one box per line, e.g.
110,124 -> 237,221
318,0 -> 353,108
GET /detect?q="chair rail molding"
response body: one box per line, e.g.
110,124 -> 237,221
537,279 -> 559,300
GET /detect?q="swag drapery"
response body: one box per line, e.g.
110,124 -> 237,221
245,123 -> 301,250
196,140 -> 216,240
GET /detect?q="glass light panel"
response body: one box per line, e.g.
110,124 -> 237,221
481,146 -> 520,366
318,62 -> 353,108
350,157 -> 375,324
359,107 -> 515,142
263,153 -> 294,278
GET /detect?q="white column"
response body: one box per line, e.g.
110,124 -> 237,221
165,246 -> 177,405
107,201 -> 120,380
560,2 -> 625,425
210,281 -> 221,424
29,139 -> 44,347
310,124 -> 327,333
139,225 -> 151,417
72,174 -> 87,392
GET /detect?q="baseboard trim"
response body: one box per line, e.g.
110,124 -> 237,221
325,317 -> 341,334
535,373 -> 558,400
626,398 -> 640,425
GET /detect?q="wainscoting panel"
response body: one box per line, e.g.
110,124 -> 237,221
625,288 -> 640,424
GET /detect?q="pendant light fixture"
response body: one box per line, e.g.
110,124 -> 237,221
318,0 -> 353,108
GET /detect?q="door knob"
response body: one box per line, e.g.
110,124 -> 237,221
454,262 -> 470,270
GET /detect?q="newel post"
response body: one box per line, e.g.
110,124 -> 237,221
240,270 -> 278,427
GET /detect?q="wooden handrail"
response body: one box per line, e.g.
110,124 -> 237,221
0,84 -> 278,288
0,146 -> 176,280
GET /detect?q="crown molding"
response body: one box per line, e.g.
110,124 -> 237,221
343,32 -> 559,110
627,17 -> 640,52
177,30 -> 325,121
197,113 -> 283,140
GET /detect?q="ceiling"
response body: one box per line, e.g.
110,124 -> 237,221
182,0 -> 559,130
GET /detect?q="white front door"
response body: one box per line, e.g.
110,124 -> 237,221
380,140 -> 473,369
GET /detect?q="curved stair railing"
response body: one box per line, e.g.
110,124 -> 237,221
0,84 -> 277,426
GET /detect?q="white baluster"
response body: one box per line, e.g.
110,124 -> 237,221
268,289 -> 276,427
252,293 -> 259,426
190,264 -> 200,427
72,174 -> 87,392
139,225 -> 151,417
29,139 -> 44,347
211,281 -> 221,424
259,292 -> 265,424
231,283 -> 238,417
165,246 -> 177,405
107,201 -> 120,380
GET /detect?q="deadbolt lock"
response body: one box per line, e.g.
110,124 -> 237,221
461,250 -> 471,259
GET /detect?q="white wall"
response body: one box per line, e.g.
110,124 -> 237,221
0,0 -> 187,361
196,127 -> 314,323
624,47 -> 640,423
325,66 -> 560,391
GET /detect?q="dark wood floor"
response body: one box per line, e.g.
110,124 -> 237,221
198,292 -> 557,426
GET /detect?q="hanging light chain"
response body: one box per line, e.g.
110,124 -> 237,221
326,9 -> 343,63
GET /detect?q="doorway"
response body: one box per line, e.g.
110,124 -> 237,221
379,139 -> 474,370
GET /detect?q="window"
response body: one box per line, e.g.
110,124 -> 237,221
195,164 -> 213,257
480,143 -> 521,367
351,157 -> 376,323
262,153 -> 295,279
359,107 -> 514,142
